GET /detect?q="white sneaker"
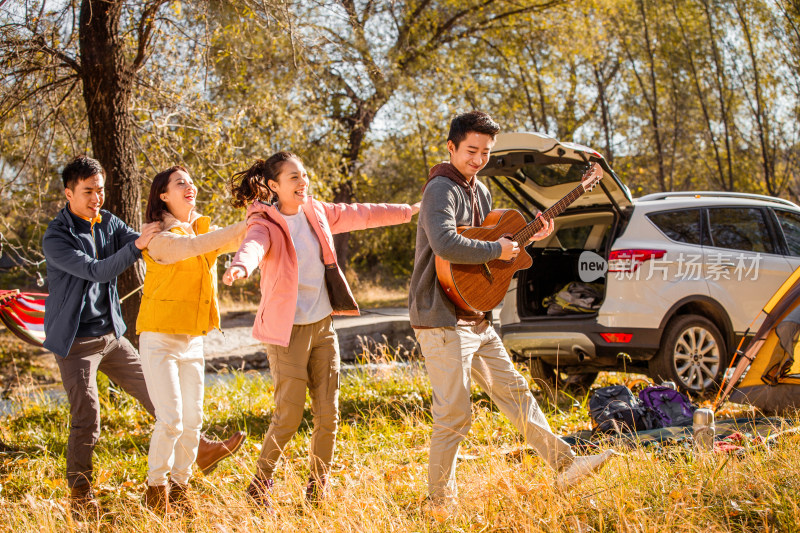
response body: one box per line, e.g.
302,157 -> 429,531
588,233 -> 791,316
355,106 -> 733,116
555,449 -> 616,490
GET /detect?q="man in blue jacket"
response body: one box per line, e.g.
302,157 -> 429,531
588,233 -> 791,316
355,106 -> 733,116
43,156 -> 244,518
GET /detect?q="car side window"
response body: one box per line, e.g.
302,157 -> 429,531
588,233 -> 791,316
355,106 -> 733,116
706,207 -> 775,254
647,209 -> 702,245
774,209 -> 800,256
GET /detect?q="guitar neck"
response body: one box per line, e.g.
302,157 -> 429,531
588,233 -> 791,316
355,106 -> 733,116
514,184 -> 586,243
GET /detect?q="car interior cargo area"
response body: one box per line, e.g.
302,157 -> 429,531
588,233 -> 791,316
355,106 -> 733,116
517,212 -> 615,318
517,249 -> 604,317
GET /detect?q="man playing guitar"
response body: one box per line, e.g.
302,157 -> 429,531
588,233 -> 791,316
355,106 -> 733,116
408,111 -> 614,510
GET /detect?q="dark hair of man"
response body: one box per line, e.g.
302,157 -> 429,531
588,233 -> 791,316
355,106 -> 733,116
229,151 -> 300,209
62,156 -> 104,190
447,111 -> 501,148
145,165 -> 189,223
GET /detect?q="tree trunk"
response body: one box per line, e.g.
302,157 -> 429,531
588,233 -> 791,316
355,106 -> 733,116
637,0 -> 667,192
332,180 -> 355,268
594,64 -> 615,165
701,0 -> 735,191
735,1 -> 776,195
333,103 -> 379,269
79,0 -> 143,345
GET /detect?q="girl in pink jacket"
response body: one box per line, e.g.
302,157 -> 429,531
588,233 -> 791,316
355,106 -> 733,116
223,151 -> 419,507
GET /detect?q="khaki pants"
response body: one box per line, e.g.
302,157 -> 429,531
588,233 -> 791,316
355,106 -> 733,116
415,322 -> 575,502
258,315 -> 339,481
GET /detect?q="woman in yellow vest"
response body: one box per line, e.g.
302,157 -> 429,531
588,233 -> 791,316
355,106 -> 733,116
136,165 -> 246,513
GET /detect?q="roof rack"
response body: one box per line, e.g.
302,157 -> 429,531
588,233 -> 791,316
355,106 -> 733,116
637,191 -> 798,208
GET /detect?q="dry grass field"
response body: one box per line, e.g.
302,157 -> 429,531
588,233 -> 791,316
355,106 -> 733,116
0,342 -> 798,532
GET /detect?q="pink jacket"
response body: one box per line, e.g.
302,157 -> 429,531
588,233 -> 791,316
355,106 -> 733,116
230,196 -> 413,347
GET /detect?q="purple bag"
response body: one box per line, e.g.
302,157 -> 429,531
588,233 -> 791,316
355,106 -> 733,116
638,386 -> 696,427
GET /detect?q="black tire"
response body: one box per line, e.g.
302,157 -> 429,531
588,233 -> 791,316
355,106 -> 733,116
525,357 -> 597,400
649,314 -> 727,394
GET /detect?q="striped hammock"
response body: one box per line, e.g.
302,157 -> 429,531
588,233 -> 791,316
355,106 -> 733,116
0,290 -> 46,347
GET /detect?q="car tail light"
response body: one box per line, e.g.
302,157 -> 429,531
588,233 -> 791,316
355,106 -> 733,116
607,249 -> 666,272
600,332 -> 633,343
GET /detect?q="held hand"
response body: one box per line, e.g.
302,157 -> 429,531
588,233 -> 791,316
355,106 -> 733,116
410,202 -> 421,216
497,236 -> 520,261
134,222 -> 161,250
528,215 -> 555,243
223,265 -> 246,286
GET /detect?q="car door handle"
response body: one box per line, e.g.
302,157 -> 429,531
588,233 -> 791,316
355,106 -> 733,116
704,262 -> 736,268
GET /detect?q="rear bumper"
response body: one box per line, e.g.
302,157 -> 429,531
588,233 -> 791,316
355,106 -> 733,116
500,318 -> 663,367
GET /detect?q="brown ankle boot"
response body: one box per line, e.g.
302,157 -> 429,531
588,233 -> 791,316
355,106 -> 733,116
305,474 -> 328,504
168,481 -> 194,515
70,483 -> 100,520
246,475 -> 274,510
196,431 -> 246,475
144,484 -> 170,514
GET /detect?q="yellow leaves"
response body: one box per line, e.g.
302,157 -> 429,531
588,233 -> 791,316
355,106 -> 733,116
94,469 -> 111,485
171,1 -> 182,17
42,478 -> 65,490
669,489 -> 684,501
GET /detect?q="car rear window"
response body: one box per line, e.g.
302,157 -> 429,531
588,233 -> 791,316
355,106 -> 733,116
774,209 -> 800,256
647,209 -> 702,245
706,207 -> 775,253
519,163 -> 590,187
554,225 -> 593,248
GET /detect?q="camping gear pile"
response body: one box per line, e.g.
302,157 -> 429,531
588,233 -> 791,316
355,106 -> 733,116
566,382 -> 792,452
589,384 -> 696,435
542,281 -> 604,316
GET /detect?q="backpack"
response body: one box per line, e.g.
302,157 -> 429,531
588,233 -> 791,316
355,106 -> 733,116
589,385 -> 658,434
638,386 -> 696,427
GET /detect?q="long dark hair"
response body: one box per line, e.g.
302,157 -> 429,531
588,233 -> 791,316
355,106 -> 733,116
229,151 -> 300,209
146,165 -> 188,222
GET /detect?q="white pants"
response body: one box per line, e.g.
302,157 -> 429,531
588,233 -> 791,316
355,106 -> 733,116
139,331 -> 205,486
415,322 -> 575,502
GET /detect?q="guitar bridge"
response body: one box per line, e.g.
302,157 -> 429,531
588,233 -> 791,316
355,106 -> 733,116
481,263 -> 493,282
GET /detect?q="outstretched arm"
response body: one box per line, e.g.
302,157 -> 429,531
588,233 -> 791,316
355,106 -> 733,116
223,223 -> 272,284
322,201 -> 414,234
43,223 -> 159,283
146,221 -> 247,265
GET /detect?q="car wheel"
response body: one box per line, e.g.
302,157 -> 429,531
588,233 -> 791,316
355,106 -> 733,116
525,358 -> 597,400
649,314 -> 727,394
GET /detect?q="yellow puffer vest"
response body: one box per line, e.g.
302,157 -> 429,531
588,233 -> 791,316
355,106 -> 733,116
136,216 -> 221,336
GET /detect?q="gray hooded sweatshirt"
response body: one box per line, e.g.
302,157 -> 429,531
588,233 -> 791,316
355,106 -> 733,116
408,173 -> 502,328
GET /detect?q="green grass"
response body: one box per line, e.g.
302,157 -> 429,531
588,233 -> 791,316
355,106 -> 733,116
1,356 -> 799,531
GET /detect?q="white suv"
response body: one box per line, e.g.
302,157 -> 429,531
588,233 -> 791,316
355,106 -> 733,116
480,132 -> 800,394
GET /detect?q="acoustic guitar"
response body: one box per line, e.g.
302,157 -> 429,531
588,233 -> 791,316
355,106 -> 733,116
435,162 -> 603,312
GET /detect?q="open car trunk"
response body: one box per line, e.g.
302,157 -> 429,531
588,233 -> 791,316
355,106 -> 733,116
478,132 -> 632,322
516,209 -> 619,319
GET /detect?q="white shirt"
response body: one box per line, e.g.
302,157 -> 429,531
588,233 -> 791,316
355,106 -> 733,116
281,209 -> 333,325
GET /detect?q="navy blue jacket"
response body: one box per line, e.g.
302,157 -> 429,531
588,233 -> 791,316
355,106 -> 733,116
42,205 -> 142,357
